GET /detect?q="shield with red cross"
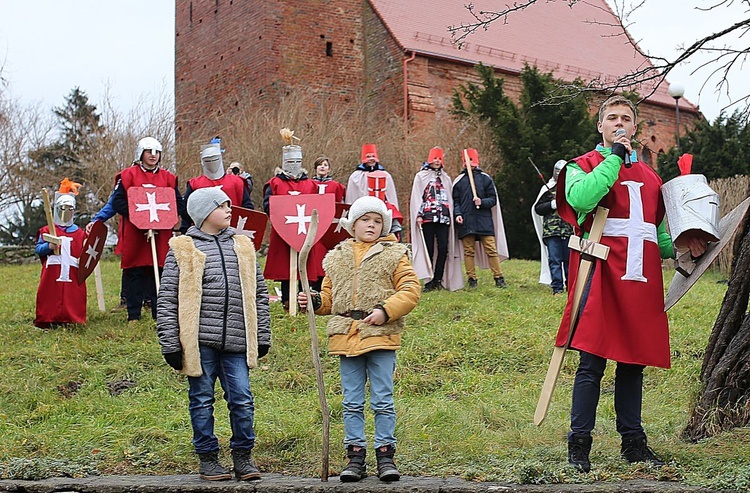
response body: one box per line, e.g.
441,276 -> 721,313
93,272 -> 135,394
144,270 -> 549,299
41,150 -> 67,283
269,193 -> 335,252
127,186 -> 178,230
77,220 -> 108,285
231,206 -> 268,251
321,202 -> 352,249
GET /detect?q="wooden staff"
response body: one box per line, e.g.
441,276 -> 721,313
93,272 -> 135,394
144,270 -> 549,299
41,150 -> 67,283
298,210 -> 330,481
418,224 -> 432,273
534,206 -> 610,426
463,149 -> 480,209
147,229 -> 161,292
93,263 -> 106,312
289,249 -> 298,316
41,188 -> 61,254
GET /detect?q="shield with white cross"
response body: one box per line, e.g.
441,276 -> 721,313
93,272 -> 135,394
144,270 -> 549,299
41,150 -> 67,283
127,186 -> 178,230
231,206 -> 268,251
269,193 -> 335,252
77,220 -> 108,285
321,202 -> 352,249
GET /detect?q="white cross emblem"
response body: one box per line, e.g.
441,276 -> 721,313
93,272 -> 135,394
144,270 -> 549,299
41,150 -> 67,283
602,180 -> 658,282
83,236 -> 101,270
285,203 -> 312,235
333,209 -> 349,233
235,216 -> 257,240
134,192 -> 171,223
45,236 -> 79,282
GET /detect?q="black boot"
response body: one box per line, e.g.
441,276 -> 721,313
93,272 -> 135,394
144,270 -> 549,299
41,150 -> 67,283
423,280 -> 440,292
494,276 -> 507,288
231,449 -> 261,481
567,433 -> 592,473
621,435 -> 665,466
340,445 -> 366,482
468,278 -> 478,289
375,444 -> 400,482
198,451 -> 232,481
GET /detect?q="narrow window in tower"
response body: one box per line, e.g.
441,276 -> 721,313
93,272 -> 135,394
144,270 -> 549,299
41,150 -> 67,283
326,42 -> 333,57
189,2 -> 193,24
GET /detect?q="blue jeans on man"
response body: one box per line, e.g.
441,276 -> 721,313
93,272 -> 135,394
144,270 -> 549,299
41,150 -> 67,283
544,236 -> 570,294
339,350 -> 397,448
188,346 -> 256,454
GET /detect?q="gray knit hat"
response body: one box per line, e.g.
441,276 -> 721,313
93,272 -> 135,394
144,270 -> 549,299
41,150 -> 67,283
187,186 -> 231,228
339,196 -> 392,236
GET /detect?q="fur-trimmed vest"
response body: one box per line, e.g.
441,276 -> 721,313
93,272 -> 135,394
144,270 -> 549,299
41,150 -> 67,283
169,234 -> 259,377
323,239 -> 409,339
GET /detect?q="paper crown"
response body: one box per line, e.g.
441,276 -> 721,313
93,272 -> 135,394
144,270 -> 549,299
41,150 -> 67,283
462,148 -> 480,167
361,143 -> 379,162
428,147 -> 444,163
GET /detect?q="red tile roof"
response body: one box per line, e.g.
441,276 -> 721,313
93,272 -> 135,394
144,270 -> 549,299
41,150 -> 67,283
368,0 -> 698,113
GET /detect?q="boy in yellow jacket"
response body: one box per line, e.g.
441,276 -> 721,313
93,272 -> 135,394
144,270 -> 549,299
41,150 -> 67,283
299,195 -> 421,482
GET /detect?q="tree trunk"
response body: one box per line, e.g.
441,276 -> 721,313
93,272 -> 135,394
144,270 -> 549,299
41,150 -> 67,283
683,214 -> 750,441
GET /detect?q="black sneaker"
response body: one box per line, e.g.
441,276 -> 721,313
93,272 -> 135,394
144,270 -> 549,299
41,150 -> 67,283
198,452 -> 232,481
340,445 -> 367,482
375,444 -> 400,482
468,278 -> 478,289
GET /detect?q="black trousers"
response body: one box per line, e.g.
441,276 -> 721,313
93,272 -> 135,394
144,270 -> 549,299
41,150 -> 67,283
570,350 -> 645,438
421,222 -> 449,282
123,266 -> 160,321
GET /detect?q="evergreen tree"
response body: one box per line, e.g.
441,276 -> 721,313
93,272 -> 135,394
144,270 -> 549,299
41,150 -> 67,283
657,111 -> 750,181
453,64 -> 599,259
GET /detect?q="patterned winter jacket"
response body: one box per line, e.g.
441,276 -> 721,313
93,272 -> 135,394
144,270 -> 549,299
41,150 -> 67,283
156,226 -> 271,377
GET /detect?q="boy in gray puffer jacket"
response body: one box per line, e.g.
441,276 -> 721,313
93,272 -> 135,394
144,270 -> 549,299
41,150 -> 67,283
157,186 -> 271,482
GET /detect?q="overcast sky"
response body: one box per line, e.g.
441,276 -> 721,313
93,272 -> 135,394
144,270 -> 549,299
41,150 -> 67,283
0,1 -> 747,122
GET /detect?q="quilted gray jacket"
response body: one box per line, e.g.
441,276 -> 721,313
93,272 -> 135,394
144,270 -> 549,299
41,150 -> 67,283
156,226 -> 271,355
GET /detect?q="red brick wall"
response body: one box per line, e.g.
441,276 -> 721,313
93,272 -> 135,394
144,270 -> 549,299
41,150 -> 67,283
176,0 -> 697,166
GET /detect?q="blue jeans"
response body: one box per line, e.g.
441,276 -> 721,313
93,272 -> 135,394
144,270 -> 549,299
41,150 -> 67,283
340,350 -> 397,449
188,346 -> 255,454
544,236 -> 570,293
570,351 -> 645,438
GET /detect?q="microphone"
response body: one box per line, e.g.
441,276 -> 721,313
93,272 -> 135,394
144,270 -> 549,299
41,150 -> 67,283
614,128 -> 631,168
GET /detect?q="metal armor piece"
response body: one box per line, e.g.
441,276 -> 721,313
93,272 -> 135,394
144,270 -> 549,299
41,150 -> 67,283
200,144 -> 224,180
282,144 -> 303,178
53,193 -> 76,227
662,174 -> 721,243
134,136 -> 163,164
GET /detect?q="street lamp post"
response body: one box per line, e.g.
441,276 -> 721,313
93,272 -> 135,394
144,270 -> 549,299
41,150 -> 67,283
668,82 -> 685,152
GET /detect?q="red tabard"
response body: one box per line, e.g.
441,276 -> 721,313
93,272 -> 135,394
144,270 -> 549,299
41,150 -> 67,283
35,225 -> 87,328
313,179 -> 346,202
118,166 -> 178,269
263,176 -> 327,280
188,174 -> 247,206
555,151 -> 670,368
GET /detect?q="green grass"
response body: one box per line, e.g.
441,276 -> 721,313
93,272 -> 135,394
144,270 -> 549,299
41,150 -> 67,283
1,257 -> 748,489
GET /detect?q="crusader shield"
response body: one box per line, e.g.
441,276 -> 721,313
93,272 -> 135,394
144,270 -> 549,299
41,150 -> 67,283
665,196 -> 750,311
321,202 -> 352,249
127,186 -> 178,230
231,206 -> 268,251
77,220 -> 108,285
269,193 -> 335,252
367,171 -> 389,201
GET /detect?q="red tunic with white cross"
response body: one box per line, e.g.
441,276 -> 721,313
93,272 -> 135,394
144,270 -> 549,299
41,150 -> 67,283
35,225 -> 87,328
555,151 -> 670,368
117,166 -> 178,269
